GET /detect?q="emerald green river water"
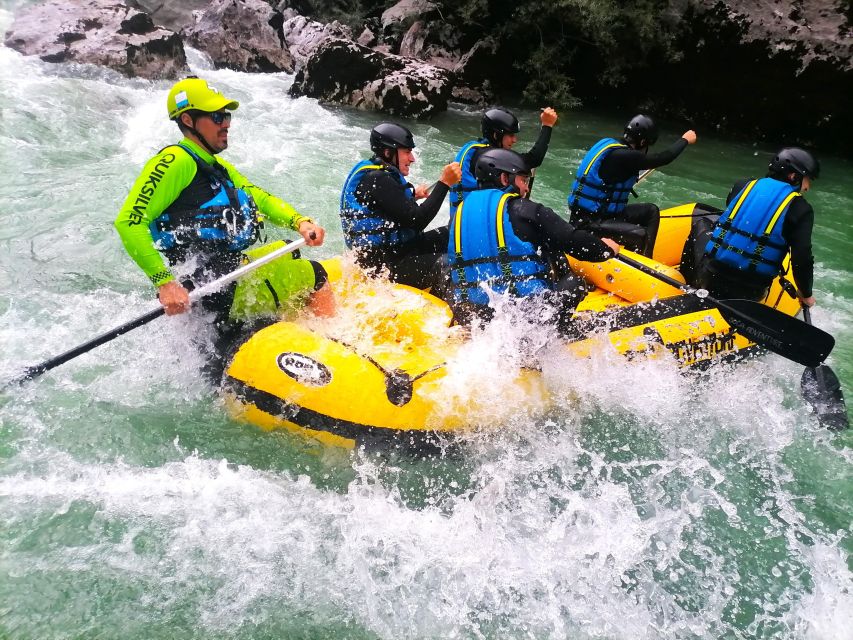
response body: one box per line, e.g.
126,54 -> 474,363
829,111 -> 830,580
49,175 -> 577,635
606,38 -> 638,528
1,4 -> 851,638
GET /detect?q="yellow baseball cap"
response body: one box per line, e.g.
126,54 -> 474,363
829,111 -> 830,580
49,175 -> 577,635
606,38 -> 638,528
166,76 -> 239,120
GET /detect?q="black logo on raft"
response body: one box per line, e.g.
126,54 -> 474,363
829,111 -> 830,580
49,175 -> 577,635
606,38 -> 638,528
666,329 -> 738,366
276,352 -> 332,387
127,153 -> 176,225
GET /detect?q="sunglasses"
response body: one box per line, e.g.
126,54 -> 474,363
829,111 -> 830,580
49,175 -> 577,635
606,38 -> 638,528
204,111 -> 232,125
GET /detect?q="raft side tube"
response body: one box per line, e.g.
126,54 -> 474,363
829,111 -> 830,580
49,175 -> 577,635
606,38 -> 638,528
568,249 -> 684,303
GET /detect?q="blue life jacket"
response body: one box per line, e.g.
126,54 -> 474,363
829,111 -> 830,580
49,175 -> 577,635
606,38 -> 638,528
567,138 -> 637,217
704,177 -> 798,277
339,159 -> 418,250
151,144 -> 260,254
448,188 -> 550,306
449,138 -> 490,215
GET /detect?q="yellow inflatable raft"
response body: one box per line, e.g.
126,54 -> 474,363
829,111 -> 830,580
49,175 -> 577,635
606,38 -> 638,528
222,203 -> 802,448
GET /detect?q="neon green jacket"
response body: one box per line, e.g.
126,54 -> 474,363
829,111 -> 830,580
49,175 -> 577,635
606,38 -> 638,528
114,138 -> 310,287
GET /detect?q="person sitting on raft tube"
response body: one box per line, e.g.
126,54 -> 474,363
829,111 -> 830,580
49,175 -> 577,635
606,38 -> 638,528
567,114 -> 697,257
449,106 -> 558,216
694,147 -> 819,306
447,148 -> 620,334
339,122 -> 461,290
114,76 -> 334,330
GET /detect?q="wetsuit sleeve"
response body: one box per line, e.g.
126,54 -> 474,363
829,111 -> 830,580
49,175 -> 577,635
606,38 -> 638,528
518,126 -> 553,169
509,198 -> 613,262
216,157 -> 311,230
114,147 -> 197,287
782,197 -> 815,298
599,138 -> 689,183
356,171 -> 449,231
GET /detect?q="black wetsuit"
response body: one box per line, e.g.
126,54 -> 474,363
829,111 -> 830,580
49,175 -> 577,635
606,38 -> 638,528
470,126 -> 553,177
573,138 -> 689,256
453,192 -> 613,335
695,178 -> 815,300
353,162 -> 450,289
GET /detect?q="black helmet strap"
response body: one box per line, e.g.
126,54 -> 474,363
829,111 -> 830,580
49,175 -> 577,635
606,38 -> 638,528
181,112 -> 220,156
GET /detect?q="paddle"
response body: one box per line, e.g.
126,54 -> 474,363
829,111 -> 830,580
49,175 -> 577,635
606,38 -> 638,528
6,237 -> 308,387
613,253 -> 834,368
637,168 -> 655,183
799,306 -> 849,430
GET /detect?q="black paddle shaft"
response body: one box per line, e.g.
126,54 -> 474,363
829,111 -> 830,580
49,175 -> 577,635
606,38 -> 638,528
5,237 -> 308,389
9,307 -> 166,386
614,254 -> 834,368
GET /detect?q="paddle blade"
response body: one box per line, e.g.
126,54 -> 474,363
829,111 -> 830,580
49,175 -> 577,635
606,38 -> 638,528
716,299 -> 834,368
801,365 -> 849,431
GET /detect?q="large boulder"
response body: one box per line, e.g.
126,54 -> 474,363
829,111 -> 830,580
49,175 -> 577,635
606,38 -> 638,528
289,37 -> 452,118
3,0 -> 187,79
182,0 -> 293,73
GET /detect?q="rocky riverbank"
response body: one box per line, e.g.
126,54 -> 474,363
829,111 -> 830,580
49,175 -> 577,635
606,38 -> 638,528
4,0 -> 850,152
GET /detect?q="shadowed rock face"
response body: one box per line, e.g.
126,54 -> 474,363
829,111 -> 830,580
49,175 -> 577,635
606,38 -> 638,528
689,0 -> 852,73
5,0 -> 849,147
182,0 -> 293,73
634,0 -> 853,150
3,0 -> 187,79
289,37 -> 452,117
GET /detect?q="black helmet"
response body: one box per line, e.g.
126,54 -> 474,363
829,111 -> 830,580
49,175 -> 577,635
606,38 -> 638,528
481,107 -> 520,146
623,114 -> 658,147
475,148 -> 530,187
768,147 -> 820,185
370,122 -> 415,155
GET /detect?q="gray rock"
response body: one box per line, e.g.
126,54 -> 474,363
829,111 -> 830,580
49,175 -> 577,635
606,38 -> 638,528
454,38 -> 498,86
182,0 -> 293,73
3,0 -> 187,79
289,37 -> 452,118
356,26 -> 376,47
386,13 -> 464,72
280,13 -> 352,68
398,20 -> 427,58
126,0 -> 211,32
381,0 -> 439,30
450,83 -> 490,107
689,0 -> 852,72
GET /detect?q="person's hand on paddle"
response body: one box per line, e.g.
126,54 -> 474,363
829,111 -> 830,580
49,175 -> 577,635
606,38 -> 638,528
540,107 -> 558,127
682,130 -> 697,144
414,183 -> 431,199
439,162 -> 462,187
298,220 -> 325,246
158,280 -> 191,315
602,237 -> 621,256
800,294 -> 816,307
